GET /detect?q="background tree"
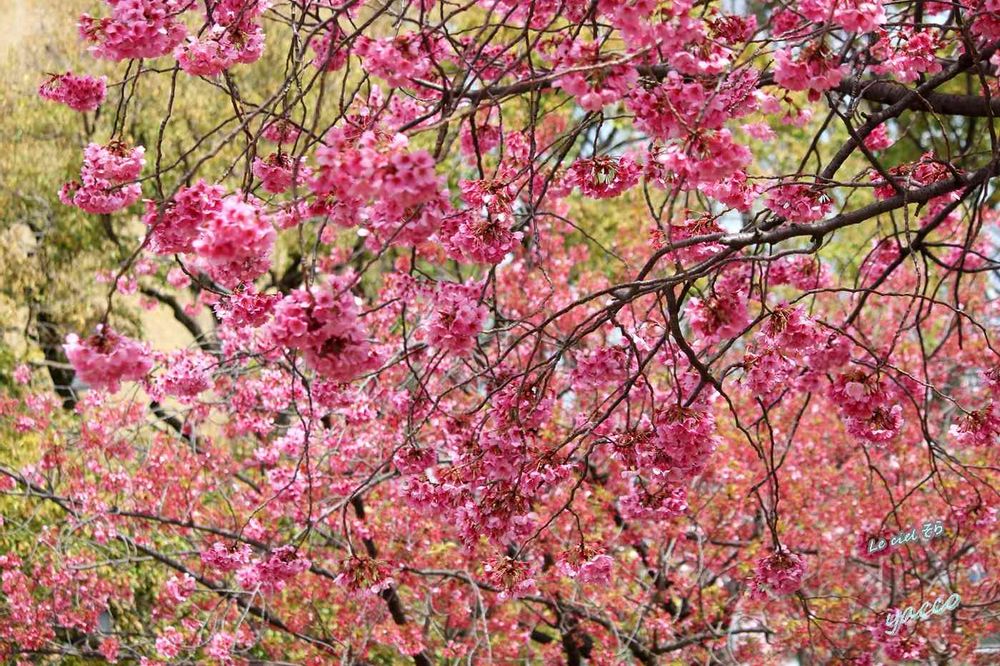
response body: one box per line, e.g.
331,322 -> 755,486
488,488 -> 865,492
1,0 -> 999,663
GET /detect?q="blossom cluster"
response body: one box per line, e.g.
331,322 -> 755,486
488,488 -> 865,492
60,141 -> 145,214
38,72 -> 107,112
64,325 -> 153,393
266,274 -> 381,380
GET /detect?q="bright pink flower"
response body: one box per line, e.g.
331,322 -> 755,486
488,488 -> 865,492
949,404 -> 1000,447
64,325 -> 153,393
984,365 -> 1000,398
566,155 -> 640,199
215,286 -> 279,328
650,130 -> 752,186
443,210 -> 522,264
353,32 -> 443,88
144,180 -> 225,255
61,142 -> 145,214
828,370 -> 905,444
237,545 -> 310,591
572,346 -> 629,390
365,189 -> 451,247
201,542 -> 253,572
394,446 -> 437,475
483,556 -> 535,596
78,0 -> 188,61
768,254 -> 832,290
863,123 -> 894,151
425,281 -> 488,353
458,116 -> 502,161
742,120 -> 776,142
760,304 -> 824,351
552,40 -> 638,111
13,364 -> 31,385
650,404 -> 719,480
153,350 -> 213,401
829,370 -> 889,415
163,574 -> 195,603
804,333 -> 852,373
628,69 -> 759,141
859,238 -> 902,283
687,291 -> 749,344
38,72 -> 107,112
651,214 -> 727,266
191,196 -> 276,287
743,347 -> 796,396
443,178 -> 522,263
174,16 -> 265,76
559,552 -> 614,585
335,556 -> 394,595
702,170 -> 760,211
799,0 -> 885,33
251,152 -> 310,193
166,267 -> 191,288
175,31 -> 231,76
750,546 -> 806,597
311,24 -> 348,71
772,9 -> 806,36
311,130 -> 441,217
207,631 -> 235,662
872,152 -> 951,199
210,0 -> 270,26
262,119 -> 301,144
846,403 -> 904,445
765,183 -> 832,223
99,636 -> 120,663
871,28 -> 942,83
773,45 -> 846,99
267,275 -> 381,380
156,627 -> 183,658
618,483 -> 688,521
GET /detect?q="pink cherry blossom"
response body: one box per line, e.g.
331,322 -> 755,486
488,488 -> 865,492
267,275 -> 381,380
949,404 -> 1000,447
863,123 -> 894,151
64,325 -> 153,393
750,546 -> 806,598
261,119 -> 301,144
799,0 -> 886,34
191,196 -> 276,287
425,281 -> 488,353
144,180 -> 225,255
353,33 -> 443,88
765,183 -> 832,223
251,152 -> 310,193
552,39 -> 639,111
60,142 -> 145,214
38,72 -> 107,112
78,0 -> 188,61
773,45 -> 846,99
13,364 -> 32,385
311,23 -> 349,71
566,155 -> 640,199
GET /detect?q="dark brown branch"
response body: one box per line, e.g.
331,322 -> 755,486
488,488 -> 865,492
462,61 -> 1000,119
833,76 -> 1000,117
33,309 -> 78,409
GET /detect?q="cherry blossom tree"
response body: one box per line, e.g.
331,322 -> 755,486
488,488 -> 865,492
2,0 -> 1000,663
